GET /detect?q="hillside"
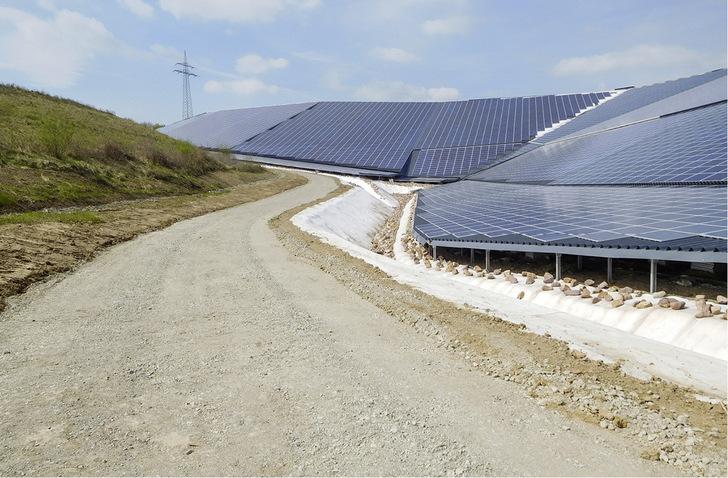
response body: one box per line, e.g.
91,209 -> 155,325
0,84 -> 304,312
0,84 -> 269,214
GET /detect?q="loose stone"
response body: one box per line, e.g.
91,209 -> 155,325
670,301 -> 686,310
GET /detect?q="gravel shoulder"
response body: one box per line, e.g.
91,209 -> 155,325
0,171 -> 725,476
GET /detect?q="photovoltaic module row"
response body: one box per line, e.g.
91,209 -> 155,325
159,102 -> 316,149
238,101 -> 437,172
469,101 -> 727,185
413,181 -> 727,262
405,143 -> 521,178
535,68 -> 727,144
233,92 -> 609,178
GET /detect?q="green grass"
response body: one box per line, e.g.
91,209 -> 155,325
0,83 -> 268,214
0,211 -> 104,226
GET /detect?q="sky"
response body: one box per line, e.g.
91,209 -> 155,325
0,0 -> 725,126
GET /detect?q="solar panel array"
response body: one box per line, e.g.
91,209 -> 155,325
414,182 -> 727,249
550,75 -> 727,143
535,68 -> 727,144
236,101 -> 438,171
159,102 -> 316,149
469,102 -> 727,185
234,93 -> 609,177
404,93 -> 611,178
412,94 -> 610,148
414,70 -> 728,261
407,144 -> 519,178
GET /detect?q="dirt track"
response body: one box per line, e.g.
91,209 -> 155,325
0,172 -> 724,476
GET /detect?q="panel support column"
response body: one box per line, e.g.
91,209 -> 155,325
485,250 -> 491,272
649,259 -> 657,294
433,245 -> 437,260
555,254 -> 562,281
577,255 -> 583,271
607,257 -> 613,283
470,248 -> 475,264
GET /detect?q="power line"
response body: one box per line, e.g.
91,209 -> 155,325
174,50 -> 197,120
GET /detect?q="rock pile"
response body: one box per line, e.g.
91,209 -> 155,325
372,194 -> 413,257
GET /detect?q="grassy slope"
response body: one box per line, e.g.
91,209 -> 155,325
0,84 -> 267,214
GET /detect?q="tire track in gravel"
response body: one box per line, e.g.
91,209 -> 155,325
0,172 -> 678,476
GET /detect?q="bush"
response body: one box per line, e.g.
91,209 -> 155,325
0,191 -> 17,208
103,142 -> 133,163
236,161 -> 265,173
149,148 -> 174,169
38,115 -> 75,159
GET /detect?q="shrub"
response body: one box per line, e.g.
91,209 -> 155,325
37,115 -> 75,158
0,191 -> 17,208
236,161 -> 265,173
149,148 -> 174,168
103,141 -> 131,163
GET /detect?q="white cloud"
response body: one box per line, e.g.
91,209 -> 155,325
204,79 -> 280,95
235,54 -> 289,74
150,44 -> 181,61
158,0 -> 321,23
553,44 -> 715,76
354,80 -> 461,101
369,46 -> 419,63
421,16 -> 470,35
36,0 -> 57,12
0,7 -> 116,88
119,0 -> 154,20
426,86 -> 462,101
203,80 -> 225,94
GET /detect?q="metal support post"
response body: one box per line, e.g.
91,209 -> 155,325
649,259 -> 657,294
485,250 -> 491,272
470,248 -> 475,263
577,255 -> 583,271
555,253 -> 562,281
607,257 -> 613,283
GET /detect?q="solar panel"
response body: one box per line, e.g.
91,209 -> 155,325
537,69 -> 726,143
468,101 -> 727,185
553,76 -> 727,142
399,93 -> 609,178
414,182 -> 727,248
159,102 -> 317,149
235,101 -> 438,172
407,143 -> 522,178
234,92 -> 610,179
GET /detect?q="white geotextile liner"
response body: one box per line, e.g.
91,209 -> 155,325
294,176 -> 727,397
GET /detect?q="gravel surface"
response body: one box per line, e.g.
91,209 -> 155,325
0,172 -> 722,476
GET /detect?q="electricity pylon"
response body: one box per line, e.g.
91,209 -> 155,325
174,51 -> 197,120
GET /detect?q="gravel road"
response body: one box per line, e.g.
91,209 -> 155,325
0,173 -> 684,476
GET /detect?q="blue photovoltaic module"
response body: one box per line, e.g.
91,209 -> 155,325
159,102 -> 317,149
468,102 -> 727,185
234,93 -> 608,177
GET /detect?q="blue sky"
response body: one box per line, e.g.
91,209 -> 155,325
0,0 -> 725,126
